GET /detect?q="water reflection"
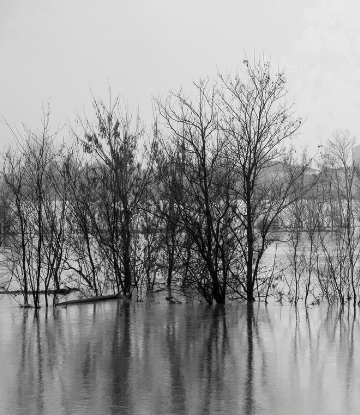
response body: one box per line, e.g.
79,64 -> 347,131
109,301 -> 132,414
1,296 -> 360,414
245,304 -> 254,415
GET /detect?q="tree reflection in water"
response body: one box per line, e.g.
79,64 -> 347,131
245,303 -> 255,415
109,301 -> 132,414
1,296 -> 360,414
14,311 -> 45,415
198,305 -> 229,414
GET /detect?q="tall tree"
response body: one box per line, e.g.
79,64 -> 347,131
76,94 -> 155,298
218,58 -> 309,301
2,110 -> 68,307
157,81 -> 237,304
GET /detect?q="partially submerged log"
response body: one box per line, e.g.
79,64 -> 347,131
56,294 -> 121,307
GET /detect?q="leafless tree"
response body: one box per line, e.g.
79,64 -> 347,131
2,110 -> 68,308
74,94 -> 157,298
61,147 -> 106,296
316,131 -> 360,304
218,58 -> 311,301
156,81 -> 237,304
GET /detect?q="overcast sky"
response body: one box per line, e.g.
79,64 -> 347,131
1,0 -> 359,154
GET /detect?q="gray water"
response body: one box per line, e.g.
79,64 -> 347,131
0,294 -> 359,415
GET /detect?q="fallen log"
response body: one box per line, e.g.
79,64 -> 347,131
56,294 -> 121,307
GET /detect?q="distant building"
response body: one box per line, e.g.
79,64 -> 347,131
353,144 -> 360,165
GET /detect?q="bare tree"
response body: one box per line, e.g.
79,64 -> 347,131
156,81 -> 237,304
218,58 -> 310,301
75,94 -> 156,298
61,147 -> 106,297
153,146 -> 188,289
2,110 -> 68,308
2,148 -> 30,306
316,131 -> 360,304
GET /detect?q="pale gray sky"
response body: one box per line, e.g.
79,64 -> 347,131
0,0 -> 359,154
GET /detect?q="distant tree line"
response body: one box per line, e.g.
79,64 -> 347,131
1,58 -> 359,308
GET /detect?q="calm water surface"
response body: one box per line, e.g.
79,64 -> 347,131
0,293 -> 359,414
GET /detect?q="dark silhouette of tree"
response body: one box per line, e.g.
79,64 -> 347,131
75,94 -> 156,298
157,81 -> 237,304
218,58 -> 309,301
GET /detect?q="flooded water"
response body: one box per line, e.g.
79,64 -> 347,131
0,293 -> 359,415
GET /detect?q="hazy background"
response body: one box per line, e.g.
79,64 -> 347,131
1,0 -> 359,154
